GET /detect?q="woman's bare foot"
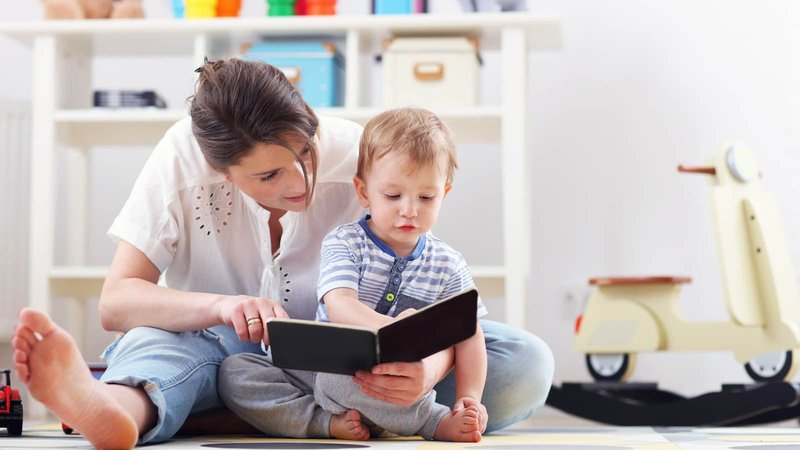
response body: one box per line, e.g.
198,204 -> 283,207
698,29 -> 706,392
329,409 -> 369,441
12,308 -> 138,450
433,406 -> 482,442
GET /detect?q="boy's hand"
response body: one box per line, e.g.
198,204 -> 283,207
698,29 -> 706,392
454,397 -> 488,433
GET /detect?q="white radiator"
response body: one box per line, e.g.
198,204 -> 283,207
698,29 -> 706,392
0,103 -> 30,341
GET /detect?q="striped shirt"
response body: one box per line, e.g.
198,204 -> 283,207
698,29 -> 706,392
316,216 -> 487,322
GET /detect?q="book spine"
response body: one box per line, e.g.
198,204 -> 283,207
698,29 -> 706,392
375,334 -> 381,364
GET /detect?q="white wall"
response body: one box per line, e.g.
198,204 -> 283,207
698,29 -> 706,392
1,0 -> 799,401
529,0 -> 800,395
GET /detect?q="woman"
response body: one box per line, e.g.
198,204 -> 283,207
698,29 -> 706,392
12,58 -> 554,449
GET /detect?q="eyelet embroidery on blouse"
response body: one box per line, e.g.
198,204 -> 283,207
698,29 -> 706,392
280,266 -> 290,302
194,183 -> 233,236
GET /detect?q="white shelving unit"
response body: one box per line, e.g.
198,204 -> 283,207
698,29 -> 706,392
0,13 -> 561,339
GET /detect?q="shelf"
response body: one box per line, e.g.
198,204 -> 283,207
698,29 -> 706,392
50,266 -> 108,299
55,108 -> 187,123
54,109 -> 184,146
47,265 -> 504,282
44,264 -> 505,303
56,106 -> 500,122
470,265 -> 505,278
45,264 -> 505,301
322,108 -> 501,141
50,265 -> 108,280
0,14 -> 561,53
10,12 -> 553,340
54,107 -> 502,144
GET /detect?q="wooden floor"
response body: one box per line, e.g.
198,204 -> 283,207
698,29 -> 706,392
1,406 -> 799,449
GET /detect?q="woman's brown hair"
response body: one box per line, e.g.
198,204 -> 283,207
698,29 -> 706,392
190,58 -> 319,203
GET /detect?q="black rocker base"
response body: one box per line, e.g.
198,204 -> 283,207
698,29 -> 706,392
546,382 -> 800,426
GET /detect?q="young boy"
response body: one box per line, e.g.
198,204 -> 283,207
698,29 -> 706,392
313,107 -> 489,442
218,108 -> 489,442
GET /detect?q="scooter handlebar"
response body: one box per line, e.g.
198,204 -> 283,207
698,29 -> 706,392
677,164 -> 716,175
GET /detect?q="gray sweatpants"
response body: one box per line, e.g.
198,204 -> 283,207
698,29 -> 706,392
314,372 -> 449,440
219,352 -> 448,439
217,353 -> 332,438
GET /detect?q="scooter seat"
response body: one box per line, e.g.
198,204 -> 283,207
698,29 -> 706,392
589,276 -> 692,286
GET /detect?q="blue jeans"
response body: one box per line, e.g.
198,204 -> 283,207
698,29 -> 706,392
101,320 -> 553,444
100,325 -> 261,444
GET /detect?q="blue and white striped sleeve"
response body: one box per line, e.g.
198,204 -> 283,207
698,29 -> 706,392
317,227 -> 361,304
441,255 -> 488,318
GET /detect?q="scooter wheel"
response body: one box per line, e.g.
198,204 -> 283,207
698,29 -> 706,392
745,350 -> 797,382
586,353 -> 636,382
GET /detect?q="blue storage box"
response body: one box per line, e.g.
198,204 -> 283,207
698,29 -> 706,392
373,0 -> 426,14
373,0 -> 411,14
244,40 -> 344,108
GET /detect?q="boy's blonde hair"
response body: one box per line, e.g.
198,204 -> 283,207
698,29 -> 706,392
357,108 -> 457,183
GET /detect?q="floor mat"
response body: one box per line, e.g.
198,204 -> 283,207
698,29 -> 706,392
1,425 -> 800,449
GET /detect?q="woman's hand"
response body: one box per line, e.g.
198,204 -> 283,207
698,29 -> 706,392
217,295 -> 289,344
352,358 -> 438,407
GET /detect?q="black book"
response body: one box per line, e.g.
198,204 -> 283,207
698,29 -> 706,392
266,289 -> 478,375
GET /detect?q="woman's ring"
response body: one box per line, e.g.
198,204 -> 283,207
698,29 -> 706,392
246,317 -> 262,326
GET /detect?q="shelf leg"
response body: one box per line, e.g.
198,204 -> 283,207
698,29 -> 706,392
28,34 -> 58,420
501,27 -> 530,329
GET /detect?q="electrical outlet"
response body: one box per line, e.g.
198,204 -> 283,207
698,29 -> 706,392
560,284 -> 589,321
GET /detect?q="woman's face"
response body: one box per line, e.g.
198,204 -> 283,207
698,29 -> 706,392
224,135 -> 316,213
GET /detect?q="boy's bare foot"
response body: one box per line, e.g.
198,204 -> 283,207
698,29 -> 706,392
12,308 -> 138,450
433,405 -> 482,442
329,409 -> 369,441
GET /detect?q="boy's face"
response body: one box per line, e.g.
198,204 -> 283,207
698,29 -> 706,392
354,151 -> 451,257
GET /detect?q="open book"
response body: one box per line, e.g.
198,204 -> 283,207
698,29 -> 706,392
266,289 -> 479,375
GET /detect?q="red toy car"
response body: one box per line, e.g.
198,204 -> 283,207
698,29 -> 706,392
0,369 -> 22,436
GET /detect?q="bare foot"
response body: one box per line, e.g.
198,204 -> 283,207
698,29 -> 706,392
12,308 -> 138,450
329,409 -> 369,441
433,406 -> 482,442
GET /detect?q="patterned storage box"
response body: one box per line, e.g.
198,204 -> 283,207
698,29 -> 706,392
382,37 -> 480,108
244,40 -> 344,108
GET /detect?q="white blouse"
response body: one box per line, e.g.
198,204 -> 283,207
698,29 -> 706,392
108,116 -> 365,320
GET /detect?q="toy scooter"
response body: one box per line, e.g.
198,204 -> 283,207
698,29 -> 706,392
574,143 -> 800,382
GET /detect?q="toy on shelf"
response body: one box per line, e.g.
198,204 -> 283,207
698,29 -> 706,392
0,369 -> 22,436
93,90 -> 167,108
574,143 -> 800,383
177,0 -> 241,18
172,0 -> 185,17
459,0 -> 526,12
184,0 -> 217,18
264,0 -> 338,16
267,0 -> 296,16
305,0 -> 336,15
41,0 -> 144,19
216,0 -> 242,17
